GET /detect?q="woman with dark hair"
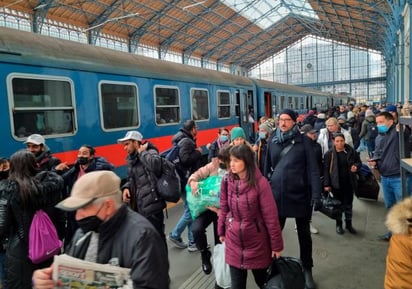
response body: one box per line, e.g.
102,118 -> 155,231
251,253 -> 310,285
323,133 -> 361,235
0,150 -> 64,289
218,144 -> 283,289
207,128 -> 230,162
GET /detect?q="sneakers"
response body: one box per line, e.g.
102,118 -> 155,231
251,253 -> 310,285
310,223 -> 319,234
294,223 -> 319,234
187,242 -> 198,252
168,233 -> 187,249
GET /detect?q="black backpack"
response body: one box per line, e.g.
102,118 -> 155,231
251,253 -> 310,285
366,120 -> 378,140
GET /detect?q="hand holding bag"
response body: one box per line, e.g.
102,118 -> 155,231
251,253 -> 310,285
264,256 -> 305,289
319,192 -> 342,220
213,243 -> 231,288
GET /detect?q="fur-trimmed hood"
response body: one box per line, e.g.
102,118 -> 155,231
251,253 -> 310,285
386,197 -> 412,234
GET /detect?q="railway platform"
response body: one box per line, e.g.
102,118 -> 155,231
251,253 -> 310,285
166,189 -> 389,289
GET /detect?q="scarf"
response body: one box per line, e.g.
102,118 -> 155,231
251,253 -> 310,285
272,125 -> 299,144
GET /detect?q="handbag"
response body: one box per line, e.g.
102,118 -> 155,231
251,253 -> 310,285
213,243 -> 231,288
318,192 -> 342,220
28,210 -> 62,264
264,257 -> 305,289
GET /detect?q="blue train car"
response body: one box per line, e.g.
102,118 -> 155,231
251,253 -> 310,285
0,27 -> 337,175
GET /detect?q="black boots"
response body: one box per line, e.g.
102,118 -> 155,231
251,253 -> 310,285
346,220 -> 357,234
201,249 -> 212,275
303,267 -> 316,289
336,220 -> 344,235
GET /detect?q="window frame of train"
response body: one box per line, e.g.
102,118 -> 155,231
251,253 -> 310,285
7,73 -> 77,140
217,90 -> 231,119
99,81 -> 140,131
190,88 -> 210,121
154,85 -> 181,125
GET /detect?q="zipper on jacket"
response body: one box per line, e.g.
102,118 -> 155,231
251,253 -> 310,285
235,181 -> 245,269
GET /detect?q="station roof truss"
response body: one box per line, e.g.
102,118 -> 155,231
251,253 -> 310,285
0,0 -> 398,69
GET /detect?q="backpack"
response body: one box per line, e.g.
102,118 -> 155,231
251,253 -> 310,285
366,120 -> 378,139
161,138 -> 192,183
29,209 -> 62,264
155,158 -> 181,203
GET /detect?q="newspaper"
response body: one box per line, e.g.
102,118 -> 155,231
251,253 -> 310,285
52,254 -> 132,289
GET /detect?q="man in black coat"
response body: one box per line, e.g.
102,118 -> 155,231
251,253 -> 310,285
264,109 -> 322,289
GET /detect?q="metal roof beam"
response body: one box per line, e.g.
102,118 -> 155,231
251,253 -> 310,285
159,0 -> 221,57
32,0 -> 56,33
202,2 -> 284,59
183,0 -> 258,59
129,0 -> 178,54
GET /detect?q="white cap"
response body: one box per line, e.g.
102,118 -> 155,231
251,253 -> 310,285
24,134 -> 45,145
117,131 -> 143,143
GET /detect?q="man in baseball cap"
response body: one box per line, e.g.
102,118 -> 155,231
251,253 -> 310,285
24,134 -> 61,171
32,170 -> 170,289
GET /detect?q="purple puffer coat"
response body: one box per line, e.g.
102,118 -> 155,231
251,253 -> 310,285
218,169 -> 283,269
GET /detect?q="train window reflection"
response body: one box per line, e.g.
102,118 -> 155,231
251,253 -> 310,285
217,90 -> 230,119
10,76 -> 75,138
100,82 -> 139,130
191,89 -> 209,121
155,86 -> 180,125
235,91 -> 240,117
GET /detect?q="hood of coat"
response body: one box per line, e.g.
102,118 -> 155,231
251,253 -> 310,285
386,197 -> 412,234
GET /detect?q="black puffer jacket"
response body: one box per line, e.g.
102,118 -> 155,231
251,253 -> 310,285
123,142 -> 166,217
35,150 -> 61,171
0,171 -> 64,289
62,156 -> 115,196
67,205 -> 169,289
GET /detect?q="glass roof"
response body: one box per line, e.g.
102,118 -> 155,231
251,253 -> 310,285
221,0 -> 319,29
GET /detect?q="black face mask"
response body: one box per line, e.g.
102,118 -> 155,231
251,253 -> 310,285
78,157 -> 89,165
219,163 -> 227,170
77,204 -> 104,233
0,170 -> 9,180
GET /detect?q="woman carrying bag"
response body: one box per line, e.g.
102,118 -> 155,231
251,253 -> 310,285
323,132 -> 361,235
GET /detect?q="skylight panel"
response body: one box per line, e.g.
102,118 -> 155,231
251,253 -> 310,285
221,0 -> 318,29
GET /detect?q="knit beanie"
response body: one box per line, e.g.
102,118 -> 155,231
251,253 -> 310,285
365,109 -> 374,117
259,120 -> 274,133
230,127 -> 246,141
279,109 -> 297,122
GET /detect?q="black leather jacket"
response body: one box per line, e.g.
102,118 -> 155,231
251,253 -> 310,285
67,205 -> 169,289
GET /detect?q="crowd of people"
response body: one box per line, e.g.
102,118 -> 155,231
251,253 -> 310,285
0,102 -> 410,289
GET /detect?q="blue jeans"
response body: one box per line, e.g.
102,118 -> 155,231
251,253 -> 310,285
381,175 -> 412,208
171,195 -> 193,243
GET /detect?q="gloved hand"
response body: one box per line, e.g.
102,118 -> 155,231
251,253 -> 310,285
312,199 -> 322,211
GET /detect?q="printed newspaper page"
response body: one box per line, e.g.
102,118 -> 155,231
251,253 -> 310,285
52,254 -> 132,289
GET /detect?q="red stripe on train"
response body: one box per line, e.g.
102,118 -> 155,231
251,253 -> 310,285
53,125 -> 237,166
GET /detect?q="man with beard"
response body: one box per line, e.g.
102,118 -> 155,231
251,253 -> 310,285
55,145 -> 115,246
118,131 -> 167,242
24,134 -> 61,171
264,109 -> 322,289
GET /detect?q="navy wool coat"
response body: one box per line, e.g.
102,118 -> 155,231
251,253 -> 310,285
264,131 -> 321,218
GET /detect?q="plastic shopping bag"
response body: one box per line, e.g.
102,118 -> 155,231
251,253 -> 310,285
186,175 -> 222,219
213,243 -> 231,288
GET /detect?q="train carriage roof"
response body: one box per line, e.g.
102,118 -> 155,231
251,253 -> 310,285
0,0 -> 394,68
0,26 -> 253,87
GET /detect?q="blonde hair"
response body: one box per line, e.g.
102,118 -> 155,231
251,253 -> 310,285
326,117 -> 338,126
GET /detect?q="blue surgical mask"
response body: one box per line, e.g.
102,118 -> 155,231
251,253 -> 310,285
258,132 -> 267,140
377,124 -> 389,134
219,135 -> 229,142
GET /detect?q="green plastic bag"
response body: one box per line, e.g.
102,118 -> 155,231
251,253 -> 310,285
186,175 -> 222,219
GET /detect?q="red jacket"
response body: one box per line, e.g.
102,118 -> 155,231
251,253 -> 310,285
218,169 -> 283,269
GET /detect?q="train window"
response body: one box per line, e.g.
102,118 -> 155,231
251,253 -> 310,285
100,82 -> 139,130
191,88 -> 209,121
154,86 -> 180,125
9,76 -> 75,138
217,90 -> 230,119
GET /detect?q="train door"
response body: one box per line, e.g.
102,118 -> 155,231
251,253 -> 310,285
236,88 -> 255,143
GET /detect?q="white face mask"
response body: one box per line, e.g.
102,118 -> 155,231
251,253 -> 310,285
258,132 -> 267,139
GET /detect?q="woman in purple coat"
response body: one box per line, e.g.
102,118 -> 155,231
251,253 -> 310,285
218,144 -> 283,289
